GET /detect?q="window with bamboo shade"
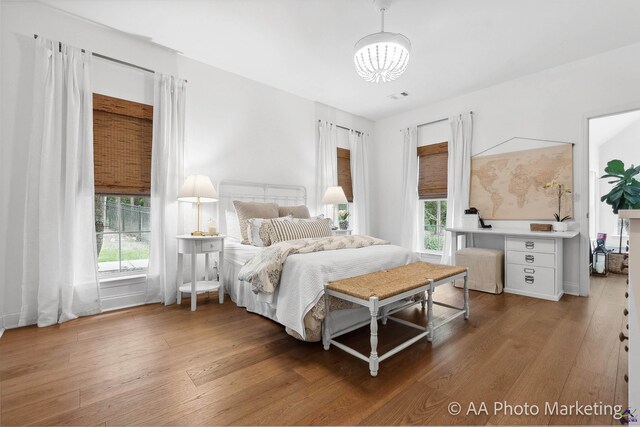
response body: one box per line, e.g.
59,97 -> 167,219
337,147 -> 354,203
417,141 -> 448,199
93,93 -> 153,196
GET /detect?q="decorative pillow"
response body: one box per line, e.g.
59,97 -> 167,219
277,205 -> 311,219
246,217 -> 291,247
233,201 -> 279,244
225,210 -> 242,241
269,218 -> 333,243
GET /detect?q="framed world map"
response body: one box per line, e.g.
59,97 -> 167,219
469,141 -> 573,220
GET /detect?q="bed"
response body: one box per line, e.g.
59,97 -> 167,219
219,180 -> 419,342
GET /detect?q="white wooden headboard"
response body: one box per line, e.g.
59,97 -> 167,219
218,180 -> 307,234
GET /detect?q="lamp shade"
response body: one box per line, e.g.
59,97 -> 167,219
321,186 -> 348,205
178,175 -> 218,203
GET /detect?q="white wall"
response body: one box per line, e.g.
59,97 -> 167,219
0,1 -> 371,327
597,119 -> 640,244
371,40 -> 640,296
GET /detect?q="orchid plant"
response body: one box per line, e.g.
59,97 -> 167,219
543,179 -> 572,222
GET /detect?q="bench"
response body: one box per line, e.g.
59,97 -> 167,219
323,262 -> 469,376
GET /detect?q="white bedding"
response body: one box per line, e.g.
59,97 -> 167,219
224,239 -> 418,340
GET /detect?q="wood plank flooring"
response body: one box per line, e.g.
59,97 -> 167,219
0,275 -> 628,426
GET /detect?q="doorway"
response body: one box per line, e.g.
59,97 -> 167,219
587,110 -> 639,286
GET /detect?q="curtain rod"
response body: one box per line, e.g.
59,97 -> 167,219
33,34 -> 187,82
400,111 -> 473,132
317,120 -> 368,136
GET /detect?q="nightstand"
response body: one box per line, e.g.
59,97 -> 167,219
333,229 -> 353,236
176,235 -> 225,311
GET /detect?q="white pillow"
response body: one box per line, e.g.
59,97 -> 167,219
225,210 -> 242,241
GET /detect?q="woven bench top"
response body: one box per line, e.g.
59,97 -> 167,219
326,262 -> 467,301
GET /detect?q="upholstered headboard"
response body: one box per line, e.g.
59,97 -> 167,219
218,180 -> 307,234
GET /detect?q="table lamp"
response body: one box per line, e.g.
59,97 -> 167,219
321,186 -> 348,227
178,175 -> 218,236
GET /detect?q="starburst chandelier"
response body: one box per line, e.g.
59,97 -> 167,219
354,0 -> 411,83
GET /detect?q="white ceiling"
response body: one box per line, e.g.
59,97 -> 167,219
39,0 -> 640,121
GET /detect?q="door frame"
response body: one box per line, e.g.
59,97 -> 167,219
581,104 -> 640,296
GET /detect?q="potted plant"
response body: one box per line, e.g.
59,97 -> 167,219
600,160 -> 640,272
338,209 -> 350,230
543,179 -> 572,232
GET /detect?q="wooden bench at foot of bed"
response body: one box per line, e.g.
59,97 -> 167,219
322,262 -> 469,377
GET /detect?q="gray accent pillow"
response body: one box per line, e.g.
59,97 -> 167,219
233,201 -> 279,244
277,205 -> 310,219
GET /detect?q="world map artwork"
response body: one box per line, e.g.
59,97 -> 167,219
470,144 -> 573,220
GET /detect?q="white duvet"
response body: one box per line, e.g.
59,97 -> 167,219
275,244 -> 418,339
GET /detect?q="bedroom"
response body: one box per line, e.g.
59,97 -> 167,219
0,0 -> 639,425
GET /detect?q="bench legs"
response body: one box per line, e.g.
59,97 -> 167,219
369,296 -> 379,377
323,289 -> 331,350
427,285 -> 434,342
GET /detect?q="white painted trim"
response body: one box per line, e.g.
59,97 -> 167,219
563,280 -> 580,296
581,104 -> 640,298
0,328 -> 4,339
100,290 -> 147,311
100,274 -> 147,289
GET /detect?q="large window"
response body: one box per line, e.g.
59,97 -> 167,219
95,196 -> 150,274
417,141 -> 448,253
421,200 -> 447,252
93,93 -> 153,276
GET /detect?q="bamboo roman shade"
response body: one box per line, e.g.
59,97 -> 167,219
418,141 -> 448,199
337,147 -> 354,203
93,93 -> 153,195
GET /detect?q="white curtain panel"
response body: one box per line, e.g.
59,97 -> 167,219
349,130 -> 370,235
316,122 -> 338,219
145,74 -> 186,305
20,38 -> 101,327
400,127 -> 419,250
442,112 -> 473,265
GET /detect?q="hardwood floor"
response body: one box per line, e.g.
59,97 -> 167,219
0,276 -> 628,426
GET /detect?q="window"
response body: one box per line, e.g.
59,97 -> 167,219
420,200 -> 447,252
417,141 -> 448,252
337,147 -> 353,202
95,196 -> 150,274
93,93 -> 153,275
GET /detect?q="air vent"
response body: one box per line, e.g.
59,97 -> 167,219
400,91 -> 409,97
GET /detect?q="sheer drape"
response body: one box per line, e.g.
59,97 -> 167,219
400,127 -> 419,250
21,37 -> 101,327
349,130 -> 370,235
145,74 -> 186,305
316,122 -> 338,219
441,113 -> 473,265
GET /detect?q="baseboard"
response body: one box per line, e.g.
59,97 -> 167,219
563,281 -> 580,296
100,290 -> 147,311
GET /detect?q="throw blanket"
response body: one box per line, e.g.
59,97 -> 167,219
238,235 -> 389,294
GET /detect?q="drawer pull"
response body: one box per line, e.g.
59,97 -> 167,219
619,332 -> 628,342
525,241 -> 535,249
524,275 -> 534,284
524,268 -> 535,274
525,255 -> 535,263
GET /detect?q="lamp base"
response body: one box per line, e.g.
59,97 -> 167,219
190,231 -> 206,236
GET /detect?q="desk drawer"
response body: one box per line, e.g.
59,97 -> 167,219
199,240 -> 222,253
506,264 -> 555,296
506,237 -> 555,253
506,250 -> 555,268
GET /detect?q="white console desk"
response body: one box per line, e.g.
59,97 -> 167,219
446,227 -> 579,301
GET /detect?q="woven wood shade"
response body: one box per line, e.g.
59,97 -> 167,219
337,147 -> 353,203
93,93 -> 153,196
417,142 -> 448,200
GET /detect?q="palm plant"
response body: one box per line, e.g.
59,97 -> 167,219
600,159 -> 640,253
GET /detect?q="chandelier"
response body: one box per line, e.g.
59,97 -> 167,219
354,0 -> 411,83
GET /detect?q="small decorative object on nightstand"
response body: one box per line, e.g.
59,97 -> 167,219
176,234 -> 225,311
333,229 -> 352,236
338,209 -> 350,230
